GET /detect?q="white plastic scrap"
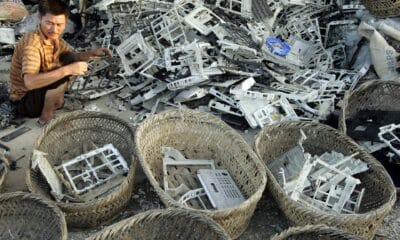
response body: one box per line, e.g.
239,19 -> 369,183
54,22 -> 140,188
379,124 -> 400,159
274,133 -> 369,214
32,150 -> 63,201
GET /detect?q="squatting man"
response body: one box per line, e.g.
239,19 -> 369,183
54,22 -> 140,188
9,0 -> 111,125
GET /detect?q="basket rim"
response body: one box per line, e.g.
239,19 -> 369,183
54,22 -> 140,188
25,110 -> 137,207
88,207 -> 231,240
135,109 -> 268,216
0,159 -> 8,189
271,224 -> 364,240
255,120 -> 397,220
0,191 -> 67,240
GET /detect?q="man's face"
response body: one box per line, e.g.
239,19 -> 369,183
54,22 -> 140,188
39,13 -> 66,41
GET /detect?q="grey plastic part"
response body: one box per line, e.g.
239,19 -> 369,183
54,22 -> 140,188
56,144 -> 129,196
197,169 -> 245,209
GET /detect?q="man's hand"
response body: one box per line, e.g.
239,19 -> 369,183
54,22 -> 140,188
66,61 -> 88,76
92,48 -> 112,58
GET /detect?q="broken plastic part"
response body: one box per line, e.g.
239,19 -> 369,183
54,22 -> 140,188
150,8 -> 187,50
162,147 -> 215,196
379,124 -> 400,161
197,169 -> 245,209
32,150 -> 63,201
0,28 -> 15,45
116,32 -> 156,77
266,37 -> 291,57
56,144 -> 129,196
183,6 -> 225,35
208,99 -> 243,117
178,188 -> 208,209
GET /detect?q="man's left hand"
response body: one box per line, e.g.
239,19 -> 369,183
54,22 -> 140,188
92,48 -> 112,58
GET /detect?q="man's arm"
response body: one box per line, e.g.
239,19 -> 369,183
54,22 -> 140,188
24,61 -> 88,90
74,48 -> 112,61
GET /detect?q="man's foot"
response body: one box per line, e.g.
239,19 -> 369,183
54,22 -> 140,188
36,119 -> 48,127
37,117 -> 53,127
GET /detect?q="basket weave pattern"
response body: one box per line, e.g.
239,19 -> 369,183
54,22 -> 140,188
135,110 -> 267,239
272,224 -> 363,240
255,121 -> 396,239
26,111 -> 137,227
88,208 -> 231,240
0,192 -> 67,240
361,0 -> 400,17
339,80 -> 400,134
0,161 -> 7,190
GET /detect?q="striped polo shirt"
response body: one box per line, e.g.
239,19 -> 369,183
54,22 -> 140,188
9,27 -> 72,101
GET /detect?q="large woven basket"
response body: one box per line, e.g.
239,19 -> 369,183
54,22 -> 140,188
338,80 -> 400,136
88,208 -> 230,240
135,110 -> 267,239
361,0 -> 400,17
26,111 -> 137,228
272,225 -> 363,240
0,191 -> 67,240
0,159 -> 7,190
255,121 -> 396,239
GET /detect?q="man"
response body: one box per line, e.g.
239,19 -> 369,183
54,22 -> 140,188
9,0 -> 111,125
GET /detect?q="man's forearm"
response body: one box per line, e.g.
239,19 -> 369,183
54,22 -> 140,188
74,48 -> 112,61
74,50 -> 98,61
24,66 -> 69,90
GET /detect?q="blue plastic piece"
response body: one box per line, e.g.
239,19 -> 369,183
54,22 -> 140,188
266,37 -> 291,56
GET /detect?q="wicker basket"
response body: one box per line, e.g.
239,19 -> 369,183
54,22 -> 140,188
0,0 -> 28,22
0,159 -> 8,190
255,121 -> 396,239
361,0 -> 400,17
88,208 -> 230,240
339,80 -> 400,193
338,80 -> 400,136
272,225 -> 364,240
135,110 -> 267,239
0,192 -> 67,240
25,111 -> 137,228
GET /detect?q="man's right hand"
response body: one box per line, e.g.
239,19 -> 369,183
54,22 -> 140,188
66,61 -> 88,76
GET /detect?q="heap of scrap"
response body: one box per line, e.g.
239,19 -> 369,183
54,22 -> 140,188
1,0 -> 400,129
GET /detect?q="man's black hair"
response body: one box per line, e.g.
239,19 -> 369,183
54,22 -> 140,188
38,0 -> 69,17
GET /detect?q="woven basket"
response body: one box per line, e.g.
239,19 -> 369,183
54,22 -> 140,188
338,80 -> 400,136
272,225 -> 364,240
255,121 -> 396,239
339,80 -> 400,193
135,110 -> 267,239
361,0 -> 400,17
0,0 -> 28,21
0,160 -> 8,190
88,208 -> 231,240
26,111 -> 137,228
0,192 -> 67,240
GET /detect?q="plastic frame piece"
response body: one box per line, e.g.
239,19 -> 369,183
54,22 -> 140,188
183,6 -> 225,35
162,147 -> 215,195
150,8 -> 187,50
209,100 -> 243,117
379,124 -> 400,160
56,144 -> 129,195
116,32 -> 156,77
178,188 -> 209,209
216,0 -> 252,19
197,169 -> 245,209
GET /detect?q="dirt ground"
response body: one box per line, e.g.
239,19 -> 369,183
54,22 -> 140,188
0,60 -> 399,240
